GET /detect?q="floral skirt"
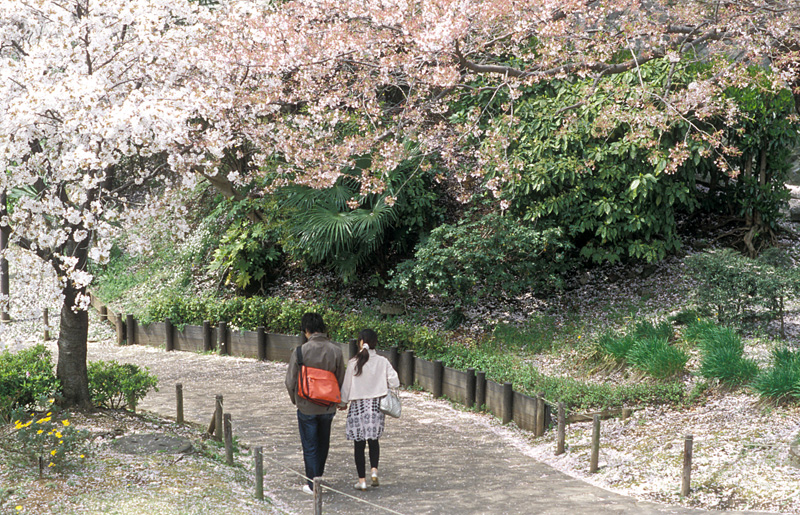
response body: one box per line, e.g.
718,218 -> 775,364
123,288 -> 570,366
345,398 -> 385,441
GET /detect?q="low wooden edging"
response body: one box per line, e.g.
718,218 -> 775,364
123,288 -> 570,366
89,295 -> 626,435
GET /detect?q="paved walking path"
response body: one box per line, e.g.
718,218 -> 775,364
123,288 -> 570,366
82,339 -> 768,515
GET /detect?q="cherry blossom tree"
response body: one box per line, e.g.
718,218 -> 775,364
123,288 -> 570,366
0,0 -> 210,407
196,0 -> 799,195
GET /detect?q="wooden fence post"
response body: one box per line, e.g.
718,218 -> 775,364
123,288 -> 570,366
681,434 -> 693,497
535,393 -> 546,437
214,395 -> 223,442
42,308 -> 50,341
126,314 -> 135,345
99,305 -> 107,323
115,313 -> 124,346
224,413 -> 233,465
165,319 -> 174,352
176,384 -> 184,425
218,321 -> 228,355
475,371 -> 486,410
590,414 -> 600,473
465,368 -> 476,408
313,477 -> 323,514
203,321 -> 212,352
257,326 -> 266,361
0,190 -> 9,323
254,446 -> 264,500
556,402 -> 566,455
502,382 -> 513,424
622,407 -> 632,420
400,350 -> 415,386
389,346 -> 399,372
433,360 -> 444,398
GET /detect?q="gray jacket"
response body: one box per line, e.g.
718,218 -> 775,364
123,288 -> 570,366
285,333 -> 346,415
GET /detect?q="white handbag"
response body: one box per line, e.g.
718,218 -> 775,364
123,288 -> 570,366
379,388 -> 401,418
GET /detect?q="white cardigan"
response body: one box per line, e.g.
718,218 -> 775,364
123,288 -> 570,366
340,350 -> 400,402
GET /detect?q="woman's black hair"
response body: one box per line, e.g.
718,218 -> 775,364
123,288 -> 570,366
354,329 -> 378,376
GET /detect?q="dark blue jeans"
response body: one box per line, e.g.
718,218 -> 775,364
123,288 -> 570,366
297,410 -> 335,489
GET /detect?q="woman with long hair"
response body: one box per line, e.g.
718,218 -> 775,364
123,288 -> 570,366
339,329 -> 400,490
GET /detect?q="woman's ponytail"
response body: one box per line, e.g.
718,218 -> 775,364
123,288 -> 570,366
354,328 -> 378,376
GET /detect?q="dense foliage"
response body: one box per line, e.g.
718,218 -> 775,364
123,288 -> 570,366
389,213 -> 574,303
0,346 -> 60,421
687,249 -> 800,329
87,361 -> 159,411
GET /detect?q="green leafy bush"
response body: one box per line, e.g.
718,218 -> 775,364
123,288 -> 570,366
87,361 -> 159,410
0,345 -> 59,421
389,213 -> 575,303
686,249 -> 800,328
751,347 -> 800,403
210,218 -> 283,291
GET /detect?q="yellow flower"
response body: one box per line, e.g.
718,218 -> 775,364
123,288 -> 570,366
80,455 -> 85,459
55,431 -> 62,439
15,506 -> 22,511
48,399 -> 55,404
37,430 -> 43,435
36,417 -> 51,424
51,450 -> 57,456
48,462 -> 54,467
59,440 -> 63,444
61,420 -> 70,427
46,412 -> 51,417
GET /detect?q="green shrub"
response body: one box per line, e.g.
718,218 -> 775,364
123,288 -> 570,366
87,361 -> 159,410
751,347 -> 800,403
0,345 -> 59,421
389,213 -> 575,304
686,249 -> 800,328
210,218 -> 283,291
627,337 -> 688,379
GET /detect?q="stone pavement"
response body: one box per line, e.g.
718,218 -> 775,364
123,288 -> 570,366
82,340 -> 770,515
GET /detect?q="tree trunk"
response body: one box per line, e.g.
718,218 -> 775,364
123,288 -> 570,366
56,285 -> 93,409
0,190 -> 9,322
